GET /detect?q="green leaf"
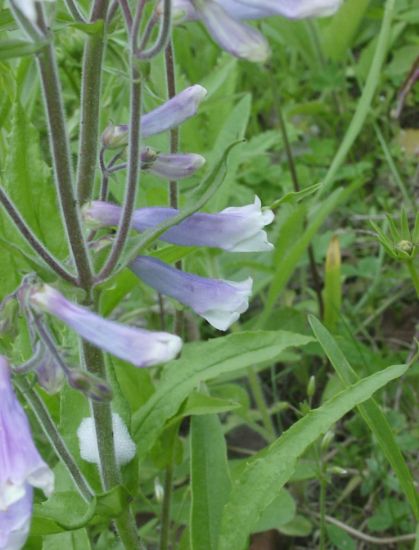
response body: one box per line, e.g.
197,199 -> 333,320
0,39 -> 46,60
132,331 -> 314,460
308,316 -> 419,519
190,414 -> 231,550
217,362 -> 409,550
42,529 -> 92,550
322,0 -> 371,61
253,489 -> 296,533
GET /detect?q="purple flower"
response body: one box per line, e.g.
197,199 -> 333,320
171,0 -> 270,21
191,0 -> 270,62
0,489 -> 32,550
83,196 -> 274,252
29,285 -> 182,368
234,0 -> 343,19
130,256 -> 252,330
149,152 -> 206,180
172,0 -> 341,21
0,356 -> 54,550
102,85 -> 207,149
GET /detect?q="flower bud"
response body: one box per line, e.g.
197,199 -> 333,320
321,430 -> 334,452
154,478 -> 164,503
307,375 -> 316,399
67,369 -> 113,402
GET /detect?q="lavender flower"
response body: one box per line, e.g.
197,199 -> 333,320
29,285 -> 182,368
102,85 -> 207,150
83,196 -> 274,252
130,256 -> 252,330
191,0 -> 270,62
0,356 -> 54,550
0,489 -> 32,550
172,0 -> 341,21
149,153 -> 206,180
233,0 -> 343,18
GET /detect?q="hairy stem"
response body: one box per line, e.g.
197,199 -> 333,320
0,185 -> 76,284
36,9 -> 92,289
136,0 -> 172,60
97,63 -> 142,282
16,377 -> 94,502
76,0 -> 110,204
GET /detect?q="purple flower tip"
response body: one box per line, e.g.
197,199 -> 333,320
0,356 -> 54,550
29,285 -> 182,368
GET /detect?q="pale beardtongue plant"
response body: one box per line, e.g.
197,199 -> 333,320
0,0 -> 343,548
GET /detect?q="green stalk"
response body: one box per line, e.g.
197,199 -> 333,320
407,261 -> 419,298
76,0 -> 110,204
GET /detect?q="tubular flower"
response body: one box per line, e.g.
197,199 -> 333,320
0,356 -> 54,550
29,285 -> 182,368
102,85 -> 207,149
172,0 -> 341,21
130,256 -> 253,331
191,0 -> 270,62
234,0 -> 343,18
149,152 -> 206,180
83,196 -> 274,252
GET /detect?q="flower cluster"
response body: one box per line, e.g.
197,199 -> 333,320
92,89 -> 275,331
102,85 -> 207,181
0,356 -> 54,550
168,0 -> 343,62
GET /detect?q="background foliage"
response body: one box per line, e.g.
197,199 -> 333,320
0,0 -> 418,548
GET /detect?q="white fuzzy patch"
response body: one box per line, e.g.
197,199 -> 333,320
77,413 -> 136,467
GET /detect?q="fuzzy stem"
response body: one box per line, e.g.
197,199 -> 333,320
82,337 -> 140,548
76,0 -> 110,205
96,63 -> 142,282
136,0 -> 171,60
16,377 -> 94,502
36,9 -> 92,290
0,185 -> 76,284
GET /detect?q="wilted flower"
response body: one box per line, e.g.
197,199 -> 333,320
77,413 -> 136,467
29,284 -> 182,368
11,0 -> 55,23
102,85 -> 207,149
130,256 -> 252,330
0,356 -> 54,550
84,196 -> 274,252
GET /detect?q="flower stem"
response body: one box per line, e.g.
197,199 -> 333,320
76,0 -> 110,205
16,377 -> 94,502
135,0 -> 172,60
81,338 -> 140,547
0,185 -> 77,284
97,62 -> 142,282
36,8 -> 92,290
407,261 -> 419,298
